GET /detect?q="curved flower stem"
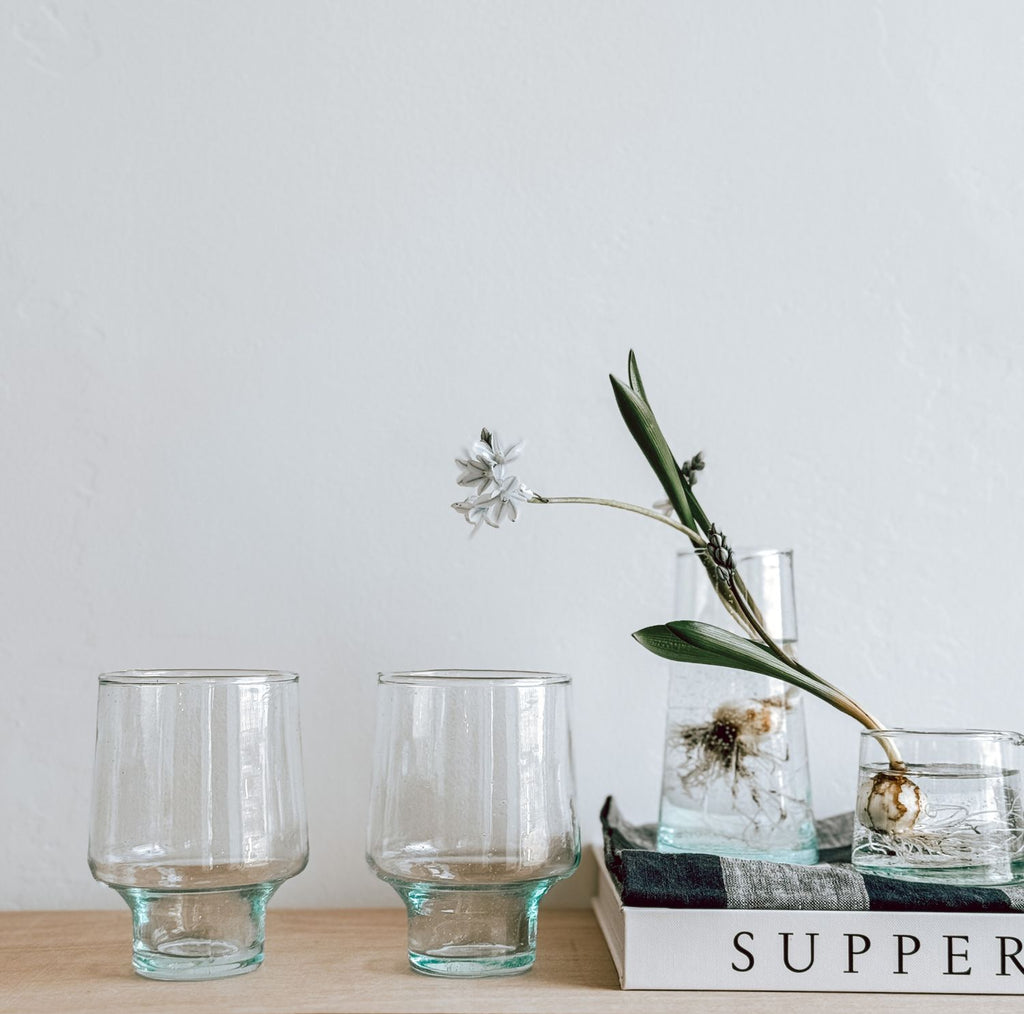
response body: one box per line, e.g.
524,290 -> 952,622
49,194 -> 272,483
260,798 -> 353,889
532,495 -> 761,638
530,495 -> 706,546
696,550 -> 764,640
530,492 -> 904,766
727,573 -> 881,728
726,572 -> 904,768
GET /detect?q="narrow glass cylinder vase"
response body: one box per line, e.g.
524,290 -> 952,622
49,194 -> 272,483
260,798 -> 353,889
366,670 -> 580,977
88,670 -> 309,980
657,549 -> 819,863
853,728 -> 1024,886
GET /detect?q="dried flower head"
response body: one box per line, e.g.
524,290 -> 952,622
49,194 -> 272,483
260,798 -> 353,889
704,524 -> 736,584
680,451 -> 705,487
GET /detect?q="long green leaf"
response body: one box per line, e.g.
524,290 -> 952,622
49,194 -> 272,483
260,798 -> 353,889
633,624 -> 744,668
627,349 -> 649,404
670,621 -> 880,726
633,623 -> 796,680
626,351 -> 710,537
623,355 -> 758,630
678,469 -> 711,535
634,620 -> 875,727
610,375 -> 696,532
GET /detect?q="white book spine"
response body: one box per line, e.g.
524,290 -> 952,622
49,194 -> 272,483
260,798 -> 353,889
593,857 -> 1024,993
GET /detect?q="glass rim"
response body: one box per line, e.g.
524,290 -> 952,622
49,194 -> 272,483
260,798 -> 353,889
98,669 -> 299,686
860,727 -> 1021,741
378,669 -> 571,687
677,546 -> 792,562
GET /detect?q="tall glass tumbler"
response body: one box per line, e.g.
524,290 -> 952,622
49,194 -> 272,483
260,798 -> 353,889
367,670 -> 580,978
88,670 -> 309,980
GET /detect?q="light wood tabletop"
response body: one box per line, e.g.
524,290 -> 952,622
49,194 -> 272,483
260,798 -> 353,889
1,908 -> 1021,1013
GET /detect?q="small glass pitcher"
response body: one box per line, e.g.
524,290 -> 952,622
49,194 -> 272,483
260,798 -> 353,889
853,728 -> 1024,886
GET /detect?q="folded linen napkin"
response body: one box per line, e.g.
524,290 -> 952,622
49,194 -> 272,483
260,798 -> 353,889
601,796 -> 1024,913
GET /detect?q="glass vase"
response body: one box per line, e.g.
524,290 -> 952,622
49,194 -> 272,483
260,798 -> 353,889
853,728 -> 1024,886
88,670 -> 309,979
657,549 -> 819,864
366,670 -> 580,977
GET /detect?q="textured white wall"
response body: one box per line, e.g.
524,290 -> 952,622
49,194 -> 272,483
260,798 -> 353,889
1,2 -> 1023,910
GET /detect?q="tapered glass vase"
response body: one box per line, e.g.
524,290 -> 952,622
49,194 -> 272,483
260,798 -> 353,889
657,549 -> 819,864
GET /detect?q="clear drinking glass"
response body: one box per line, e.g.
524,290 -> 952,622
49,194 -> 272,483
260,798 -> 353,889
853,728 -> 1024,886
366,670 -> 580,978
88,670 -> 309,980
658,548 -> 819,863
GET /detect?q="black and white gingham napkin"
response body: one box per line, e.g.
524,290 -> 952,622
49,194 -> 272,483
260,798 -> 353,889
601,797 -> 1024,913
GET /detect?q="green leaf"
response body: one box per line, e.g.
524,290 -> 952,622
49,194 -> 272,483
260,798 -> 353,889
625,352 -> 710,536
634,620 -> 873,725
627,349 -> 649,404
633,624 -> 734,667
609,375 -> 696,532
669,621 -> 809,679
678,469 -> 711,535
633,623 -> 793,680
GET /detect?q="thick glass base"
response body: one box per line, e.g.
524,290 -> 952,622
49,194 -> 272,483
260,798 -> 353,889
117,884 -> 277,980
658,664 -> 819,867
657,803 -> 819,865
852,755 -> 1024,888
391,880 -> 553,978
409,946 -> 535,978
850,859 -> 1019,888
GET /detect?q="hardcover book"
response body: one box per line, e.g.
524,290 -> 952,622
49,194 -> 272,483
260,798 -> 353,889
594,797 -> 1024,994
592,855 -> 1024,993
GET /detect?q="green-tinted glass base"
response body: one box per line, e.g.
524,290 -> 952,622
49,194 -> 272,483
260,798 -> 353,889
117,884 -> 276,980
409,946 -> 535,978
657,827 -> 820,865
851,858 -> 1024,888
656,805 -> 819,865
391,880 -> 555,978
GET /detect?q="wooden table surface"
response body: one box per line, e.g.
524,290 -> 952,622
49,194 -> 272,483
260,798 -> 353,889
2,908 -> 1021,1013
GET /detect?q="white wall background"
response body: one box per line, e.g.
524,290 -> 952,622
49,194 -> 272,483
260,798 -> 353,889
2,1 -> 1023,910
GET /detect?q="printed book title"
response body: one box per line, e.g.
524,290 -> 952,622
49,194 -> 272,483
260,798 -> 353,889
729,929 -> 1024,979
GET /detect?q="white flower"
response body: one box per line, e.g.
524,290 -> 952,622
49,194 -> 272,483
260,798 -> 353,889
474,430 -> 523,469
452,475 -> 533,531
455,455 -> 500,494
454,429 -> 523,496
452,494 -> 494,530
484,475 -> 532,527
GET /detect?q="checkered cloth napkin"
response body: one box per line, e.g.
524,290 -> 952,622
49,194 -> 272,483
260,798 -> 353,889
601,797 -> 1024,913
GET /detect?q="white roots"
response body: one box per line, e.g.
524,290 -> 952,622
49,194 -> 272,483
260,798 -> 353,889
855,769 -> 1024,870
665,694 -> 811,837
668,695 -> 789,795
714,698 -> 784,746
